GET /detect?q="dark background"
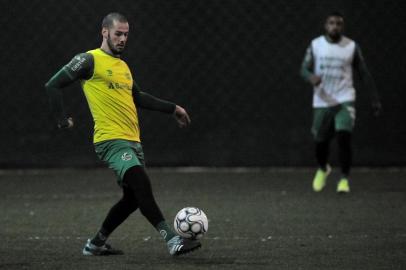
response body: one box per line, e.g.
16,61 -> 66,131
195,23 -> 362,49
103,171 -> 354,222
1,0 -> 405,167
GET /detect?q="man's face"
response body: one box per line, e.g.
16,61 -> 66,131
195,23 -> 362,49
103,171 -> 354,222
325,16 -> 344,41
103,20 -> 129,55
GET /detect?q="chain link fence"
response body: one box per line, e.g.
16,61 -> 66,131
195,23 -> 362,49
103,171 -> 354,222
1,0 -> 405,167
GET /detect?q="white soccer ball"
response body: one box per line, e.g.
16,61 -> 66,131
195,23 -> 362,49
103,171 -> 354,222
174,207 -> 208,239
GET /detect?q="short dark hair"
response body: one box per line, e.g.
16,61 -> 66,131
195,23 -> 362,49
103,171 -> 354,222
327,11 -> 344,20
102,12 -> 128,29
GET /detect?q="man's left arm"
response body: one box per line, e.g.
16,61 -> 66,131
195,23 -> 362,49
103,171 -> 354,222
132,82 -> 191,127
353,44 -> 382,116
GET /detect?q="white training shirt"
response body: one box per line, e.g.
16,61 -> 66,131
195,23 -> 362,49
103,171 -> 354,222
311,35 -> 356,108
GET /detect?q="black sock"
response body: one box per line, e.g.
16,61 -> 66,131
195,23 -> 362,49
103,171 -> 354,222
123,166 -> 165,228
91,186 -> 138,246
337,131 -> 352,177
315,140 -> 330,171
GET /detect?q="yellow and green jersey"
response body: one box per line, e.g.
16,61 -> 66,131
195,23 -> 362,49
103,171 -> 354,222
82,49 -> 140,143
45,48 -> 175,142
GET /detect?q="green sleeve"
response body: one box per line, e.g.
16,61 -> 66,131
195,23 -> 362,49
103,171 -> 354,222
300,45 -> 315,82
45,53 -> 93,127
132,81 -> 176,114
353,44 -> 380,102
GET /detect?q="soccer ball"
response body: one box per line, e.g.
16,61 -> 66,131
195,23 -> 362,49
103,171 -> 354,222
174,207 -> 208,239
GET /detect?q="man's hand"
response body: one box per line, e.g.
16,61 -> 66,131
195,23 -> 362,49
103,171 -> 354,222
371,100 -> 382,117
173,105 -> 191,128
309,74 -> 322,86
57,117 -> 74,129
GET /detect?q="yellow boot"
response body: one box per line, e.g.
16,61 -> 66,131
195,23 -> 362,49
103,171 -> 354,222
337,178 -> 350,193
312,165 -> 331,192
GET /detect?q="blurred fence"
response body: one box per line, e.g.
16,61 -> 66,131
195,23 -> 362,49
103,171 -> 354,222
1,0 -> 405,167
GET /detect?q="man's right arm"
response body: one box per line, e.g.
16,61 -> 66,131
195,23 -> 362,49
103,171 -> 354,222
45,53 -> 94,128
300,45 -> 321,86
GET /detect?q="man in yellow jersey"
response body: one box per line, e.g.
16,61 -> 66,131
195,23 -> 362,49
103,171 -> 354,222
45,12 -> 200,256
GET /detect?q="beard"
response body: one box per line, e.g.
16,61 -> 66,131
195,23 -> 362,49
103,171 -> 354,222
327,31 -> 342,42
107,34 -> 125,55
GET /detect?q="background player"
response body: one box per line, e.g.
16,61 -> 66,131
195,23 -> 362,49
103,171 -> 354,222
45,12 -> 200,256
300,12 -> 381,193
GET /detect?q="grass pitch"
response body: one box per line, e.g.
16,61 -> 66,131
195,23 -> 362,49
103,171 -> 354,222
1,168 -> 405,270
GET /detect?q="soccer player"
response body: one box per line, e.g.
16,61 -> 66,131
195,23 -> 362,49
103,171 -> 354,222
300,12 -> 381,193
45,12 -> 200,256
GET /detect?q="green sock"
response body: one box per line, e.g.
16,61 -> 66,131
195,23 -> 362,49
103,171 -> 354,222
156,221 -> 177,242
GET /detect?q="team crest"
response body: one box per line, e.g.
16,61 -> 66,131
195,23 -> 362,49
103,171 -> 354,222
121,152 -> 132,161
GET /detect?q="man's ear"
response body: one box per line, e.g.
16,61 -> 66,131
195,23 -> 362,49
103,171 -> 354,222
101,27 -> 109,39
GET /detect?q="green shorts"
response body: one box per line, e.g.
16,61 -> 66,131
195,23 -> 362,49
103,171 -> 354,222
95,139 -> 145,185
312,102 -> 356,142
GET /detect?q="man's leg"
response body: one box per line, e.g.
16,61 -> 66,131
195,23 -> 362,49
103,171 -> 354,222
315,140 -> 330,171
336,131 -> 352,193
337,131 -> 352,177
312,107 -> 334,192
335,102 -> 355,193
123,165 -> 202,255
123,166 -> 175,241
90,186 -> 138,246
83,140 -> 142,256
83,186 -> 137,255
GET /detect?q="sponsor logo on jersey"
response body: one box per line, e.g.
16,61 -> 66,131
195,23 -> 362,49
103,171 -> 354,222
69,55 -> 87,72
108,82 -> 131,90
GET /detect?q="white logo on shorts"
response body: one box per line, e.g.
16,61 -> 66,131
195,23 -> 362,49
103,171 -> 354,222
121,152 -> 133,161
347,106 -> 356,120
